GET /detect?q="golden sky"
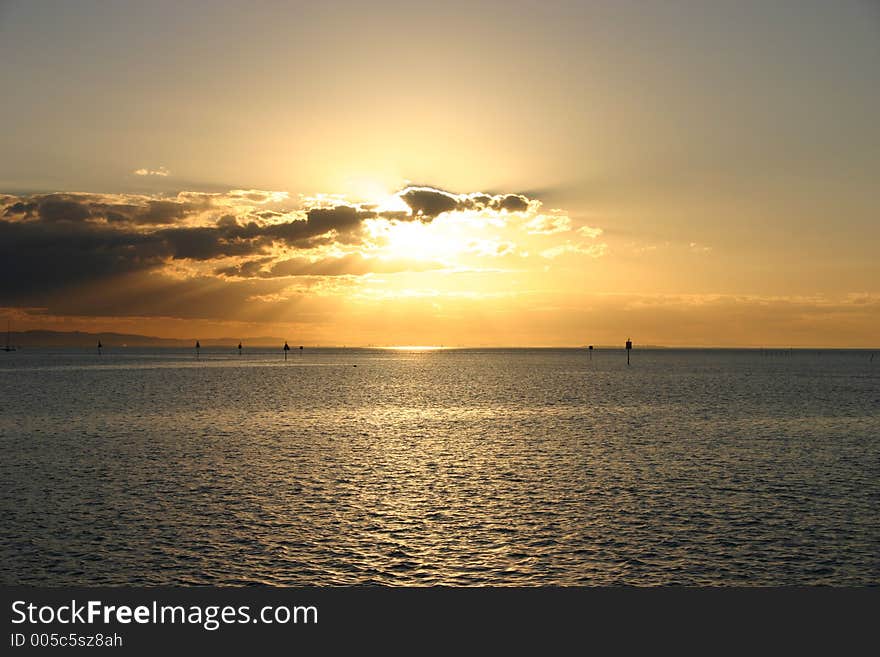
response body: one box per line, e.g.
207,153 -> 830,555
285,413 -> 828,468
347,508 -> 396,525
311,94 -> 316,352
1,1 -> 878,346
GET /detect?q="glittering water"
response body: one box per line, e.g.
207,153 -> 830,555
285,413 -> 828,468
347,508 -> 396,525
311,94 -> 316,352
1,347 -> 877,586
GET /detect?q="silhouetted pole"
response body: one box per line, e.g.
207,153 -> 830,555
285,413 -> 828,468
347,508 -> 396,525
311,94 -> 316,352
626,338 -> 632,366
284,341 -> 290,361
238,341 -> 242,356
97,339 -> 102,356
588,345 -> 593,360
195,340 -> 200,360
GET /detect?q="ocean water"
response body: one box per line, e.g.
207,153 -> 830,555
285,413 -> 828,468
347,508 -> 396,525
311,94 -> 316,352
0,347 -> 877,586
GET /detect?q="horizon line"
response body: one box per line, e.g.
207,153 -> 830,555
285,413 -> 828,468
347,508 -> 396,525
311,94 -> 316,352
5,329 -> 878,351
4,343 -> 878,351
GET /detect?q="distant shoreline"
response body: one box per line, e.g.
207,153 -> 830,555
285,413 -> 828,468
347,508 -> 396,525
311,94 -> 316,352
4,329 -> 878,350
2,333 -> 876,351
4,330 -> 285,348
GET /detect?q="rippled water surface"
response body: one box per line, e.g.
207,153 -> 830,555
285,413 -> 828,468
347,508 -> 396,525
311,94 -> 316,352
1,348 -> 877,585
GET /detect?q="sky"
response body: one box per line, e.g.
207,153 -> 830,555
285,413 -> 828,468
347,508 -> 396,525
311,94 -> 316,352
1,0 -> 878,347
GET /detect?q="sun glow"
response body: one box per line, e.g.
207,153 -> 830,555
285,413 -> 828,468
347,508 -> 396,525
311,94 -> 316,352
365,217 -> 466,263
382,345 -> 447,351
373,193 -> 412,214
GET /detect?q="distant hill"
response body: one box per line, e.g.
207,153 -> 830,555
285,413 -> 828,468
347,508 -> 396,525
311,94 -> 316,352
5,330 -> 286,348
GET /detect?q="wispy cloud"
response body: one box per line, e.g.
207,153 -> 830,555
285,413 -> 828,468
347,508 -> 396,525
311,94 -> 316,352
577,225 -> 604,239
133,166 -> 171,177
540,242 -> 607,259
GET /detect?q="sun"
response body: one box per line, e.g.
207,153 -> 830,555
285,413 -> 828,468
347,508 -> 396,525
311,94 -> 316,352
373,193 -> 412,214
342,177 -> 413,215
365,215 -> 466,263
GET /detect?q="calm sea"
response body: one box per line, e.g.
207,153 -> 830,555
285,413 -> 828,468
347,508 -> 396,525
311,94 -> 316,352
1,347 -> 877,586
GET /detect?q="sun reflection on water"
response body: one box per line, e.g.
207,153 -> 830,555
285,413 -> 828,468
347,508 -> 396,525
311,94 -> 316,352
382,345 -> 447,351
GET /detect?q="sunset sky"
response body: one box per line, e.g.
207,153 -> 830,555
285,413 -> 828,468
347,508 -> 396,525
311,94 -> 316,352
1,0 -> 878,346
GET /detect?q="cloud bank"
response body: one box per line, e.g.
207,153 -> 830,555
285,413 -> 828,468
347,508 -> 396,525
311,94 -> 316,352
0,186 -> 605,321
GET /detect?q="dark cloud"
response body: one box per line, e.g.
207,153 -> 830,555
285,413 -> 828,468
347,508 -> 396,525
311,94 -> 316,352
400,187 -> 461,219
43,272 -> 301,322
497,194 -> 529,212
216,214 -> 240,229
255,205 -> 374,246
90,198 -> 209,225
158,226 -> 261,260
3,200 -> 38,218
0,219 -> 166,302
398,186 -> 533,219
137,199 -> 201,224
306,205 -> 373,233
38,196 -> 94,222
468,194 -> 493,207
2,193 -> 211,226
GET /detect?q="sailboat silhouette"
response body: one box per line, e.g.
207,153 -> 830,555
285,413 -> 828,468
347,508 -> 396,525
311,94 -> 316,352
3,320 -> 16,352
